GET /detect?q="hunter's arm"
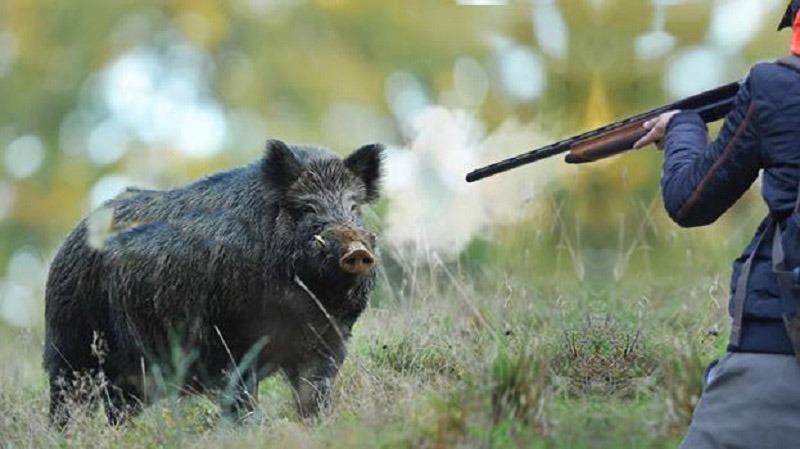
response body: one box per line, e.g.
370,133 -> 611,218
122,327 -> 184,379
660,72 -> 764,227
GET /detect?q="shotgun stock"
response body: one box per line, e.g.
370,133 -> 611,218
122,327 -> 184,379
465,80 -> 742,183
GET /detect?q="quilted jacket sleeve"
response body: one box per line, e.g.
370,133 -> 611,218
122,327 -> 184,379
660,75 -> 763,227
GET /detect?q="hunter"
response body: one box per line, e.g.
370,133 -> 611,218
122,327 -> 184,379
633,1 -> 800,446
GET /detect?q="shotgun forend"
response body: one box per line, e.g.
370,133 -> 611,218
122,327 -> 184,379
465,80 -> 742,183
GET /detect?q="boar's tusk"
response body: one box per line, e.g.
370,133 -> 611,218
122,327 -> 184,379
313,235 -> 327,247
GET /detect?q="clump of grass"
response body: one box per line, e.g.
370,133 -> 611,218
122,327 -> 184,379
394,333 -> 552,449
489,337 -> 549,429
550,313 -> 658,399
658,334 -> 716,434
369,330 -> 467,380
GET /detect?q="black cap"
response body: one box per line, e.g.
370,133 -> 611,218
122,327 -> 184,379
779,0 -> 800,30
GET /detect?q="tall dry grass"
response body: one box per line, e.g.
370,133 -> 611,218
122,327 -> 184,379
0,190 -> 758,448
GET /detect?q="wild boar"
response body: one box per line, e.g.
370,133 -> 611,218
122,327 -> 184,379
43,139 -> 383,427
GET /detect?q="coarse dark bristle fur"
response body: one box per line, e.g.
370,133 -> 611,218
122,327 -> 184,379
343,143 -> 384,202
261,139 -> 384,203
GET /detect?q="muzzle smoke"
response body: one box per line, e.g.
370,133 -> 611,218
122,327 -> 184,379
382,105 -> 567,257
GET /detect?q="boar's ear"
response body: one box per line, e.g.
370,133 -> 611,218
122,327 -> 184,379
344,143 -> 384,202
262,139 -> 303,195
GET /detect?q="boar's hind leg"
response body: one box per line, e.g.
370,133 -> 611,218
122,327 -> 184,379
44,325 -> 105,428
288,357 -> 342,419
219,367 -> 259,423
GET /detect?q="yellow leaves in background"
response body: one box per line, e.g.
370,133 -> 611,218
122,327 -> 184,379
315,0 -> 360,13
172,0 -> 229,50
12,178 -> 88,233
4,0 -> 41,65
582,75 -> 613,131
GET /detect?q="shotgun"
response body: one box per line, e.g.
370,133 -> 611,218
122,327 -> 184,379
465,80 -> 742,183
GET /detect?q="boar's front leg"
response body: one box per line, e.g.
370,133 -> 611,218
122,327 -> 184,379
287,340 -> 347,419
219,367 -> 259,423
288,359 -> 339,418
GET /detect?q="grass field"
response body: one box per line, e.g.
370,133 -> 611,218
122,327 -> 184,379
0,1 -> 786,447
0,194 -> 762,449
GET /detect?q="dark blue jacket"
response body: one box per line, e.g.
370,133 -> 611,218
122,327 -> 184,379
662,60 -> 800,355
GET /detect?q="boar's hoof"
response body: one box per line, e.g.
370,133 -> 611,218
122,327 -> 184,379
340,242 -> 375,275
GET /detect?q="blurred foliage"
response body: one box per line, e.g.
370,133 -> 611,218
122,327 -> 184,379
0,0 -> 788,324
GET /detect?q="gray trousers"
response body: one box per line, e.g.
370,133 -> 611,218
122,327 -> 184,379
680,352 -> 800,448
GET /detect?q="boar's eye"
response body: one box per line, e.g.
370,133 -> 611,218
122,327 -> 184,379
292,202 -> 317,215
350,203 -> 359,213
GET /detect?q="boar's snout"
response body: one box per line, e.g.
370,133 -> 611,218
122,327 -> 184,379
340,241 -> 375,275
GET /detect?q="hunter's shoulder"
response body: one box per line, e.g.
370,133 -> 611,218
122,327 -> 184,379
745,60 -> 800,92
748,61 -> 779,76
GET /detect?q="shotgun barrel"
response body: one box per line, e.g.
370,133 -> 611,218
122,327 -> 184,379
465,80 -> 742,183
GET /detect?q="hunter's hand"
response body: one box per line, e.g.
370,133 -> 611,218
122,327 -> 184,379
632,110 -> 681,151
